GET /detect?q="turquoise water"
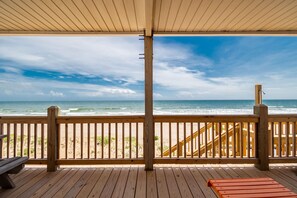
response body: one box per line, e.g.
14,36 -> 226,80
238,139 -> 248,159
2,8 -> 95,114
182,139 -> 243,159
0,100 -> 297,115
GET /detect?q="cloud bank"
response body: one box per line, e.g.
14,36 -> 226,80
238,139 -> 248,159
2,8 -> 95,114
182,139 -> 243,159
0,36 -> 297,100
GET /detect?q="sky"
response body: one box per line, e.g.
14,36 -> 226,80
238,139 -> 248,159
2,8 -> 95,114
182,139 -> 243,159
0,36 -> 297,101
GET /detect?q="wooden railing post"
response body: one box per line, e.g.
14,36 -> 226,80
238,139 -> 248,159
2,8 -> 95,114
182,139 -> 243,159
144,35 -> 154,170
254,104 -> 269,170
255,84 -> 262,105
47,106 -> 60,172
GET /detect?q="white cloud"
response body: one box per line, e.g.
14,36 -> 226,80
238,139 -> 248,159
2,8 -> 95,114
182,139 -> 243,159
50,91 -> 64,97
0,37 -> 144,82
0,73 -> 139,101
154,41 -> 213,67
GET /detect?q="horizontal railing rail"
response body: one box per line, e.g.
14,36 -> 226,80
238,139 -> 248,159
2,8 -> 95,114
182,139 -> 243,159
154,115 -> 259,122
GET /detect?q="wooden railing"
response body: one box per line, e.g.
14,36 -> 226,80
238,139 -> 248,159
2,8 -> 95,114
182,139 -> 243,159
56,116 -> 144,165
1,105 -> 297,171
154,115 -> 258,164
0,116 -> 47,164
268,114 -> 297,163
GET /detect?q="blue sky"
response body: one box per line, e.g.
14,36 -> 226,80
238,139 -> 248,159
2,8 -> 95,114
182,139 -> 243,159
0,36 -> 297,101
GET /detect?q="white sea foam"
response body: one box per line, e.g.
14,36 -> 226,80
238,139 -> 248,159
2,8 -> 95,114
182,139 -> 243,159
1,100 -> 297,116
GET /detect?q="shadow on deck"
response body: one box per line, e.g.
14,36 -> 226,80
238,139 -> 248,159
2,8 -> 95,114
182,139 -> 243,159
0,164 -> 296,197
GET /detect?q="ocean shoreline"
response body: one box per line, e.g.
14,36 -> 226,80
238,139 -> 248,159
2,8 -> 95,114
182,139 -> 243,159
1,100 -> 297,116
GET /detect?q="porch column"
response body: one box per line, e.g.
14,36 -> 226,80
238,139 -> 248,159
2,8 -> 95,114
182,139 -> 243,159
254,104 -> 269,171
144,35 -> 154,170
47,106 -> 60,172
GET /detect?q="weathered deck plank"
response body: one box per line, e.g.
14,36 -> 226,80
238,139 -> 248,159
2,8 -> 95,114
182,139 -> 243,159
135,167 -> 146,197
173,167 -> 193,198
155,167 -> 169,198
146,169 -> 158,198
0,165 -> 296,198
76,168 -> 103,198
112,168 -> 129,198
88,168 -> 112,197
164,167 -> 182,198
123,167 -> 138,198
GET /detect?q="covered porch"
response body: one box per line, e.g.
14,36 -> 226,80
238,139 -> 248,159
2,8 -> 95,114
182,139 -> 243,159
1,0 -> 297,196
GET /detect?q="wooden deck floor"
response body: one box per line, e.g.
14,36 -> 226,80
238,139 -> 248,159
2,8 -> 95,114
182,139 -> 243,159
0,164 -> 297,198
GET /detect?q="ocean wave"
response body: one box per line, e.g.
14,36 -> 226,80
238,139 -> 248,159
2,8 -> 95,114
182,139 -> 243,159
1,100 -> 297,116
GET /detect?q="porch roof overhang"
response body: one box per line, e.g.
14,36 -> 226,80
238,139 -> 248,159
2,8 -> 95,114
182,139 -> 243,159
0,0 -> 297,36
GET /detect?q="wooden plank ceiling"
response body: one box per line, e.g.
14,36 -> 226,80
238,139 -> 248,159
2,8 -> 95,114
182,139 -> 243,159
0,0 -> 297,35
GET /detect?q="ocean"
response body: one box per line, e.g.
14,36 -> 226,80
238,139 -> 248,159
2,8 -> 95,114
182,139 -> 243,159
1,100 -> 297,116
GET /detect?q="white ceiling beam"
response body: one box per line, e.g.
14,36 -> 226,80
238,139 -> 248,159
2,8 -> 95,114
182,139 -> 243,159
145,0 -> 154,36
0,31 -> 143,36
1,30 -> 297,36
154,31 -> 297,36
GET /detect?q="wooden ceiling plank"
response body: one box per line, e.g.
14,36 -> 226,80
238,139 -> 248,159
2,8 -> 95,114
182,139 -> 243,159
50,0 -> 86,31
165,0 -> 182,31
82,0 -> 108,31
41,0 -> 81,31
186,0 -> 212,31
72,0 -> 102,31
0,19 -> 22,30
0,10 -> 28,30
134,0 -> 145,30
215,0 -> 252,31
155,30 -> 297,36
228,0 -> 273,30
207,0 -> 242,31
278,10 -> 297,30
102,0 -> 124,32
154,0 -> 162,32
122,0 -> 138,31
113,0 -> 131,32
0,24 -> 11,30
31,0 -> 74,31
30,0 -> 72,31
0,0 -> 47,31
233,0 -> 285,31
202,0 -> 233,31
0,30 -> 142,35
5,0 -> 54,31
172,0 -> 192,32
266,12 -> 297,30
92,0 -> 116,31
282,20 -> 297,30
58,0 -> 93,31
222,0 -> 262,31
261,1 -> 297,30
0,3 -> 43,31
158,0 -> 172,32
194,0 -> 224,31
15,0 -> 62,31
145,0 -> 154,36
245,0 -> 296,30
178,0 -> 202,31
